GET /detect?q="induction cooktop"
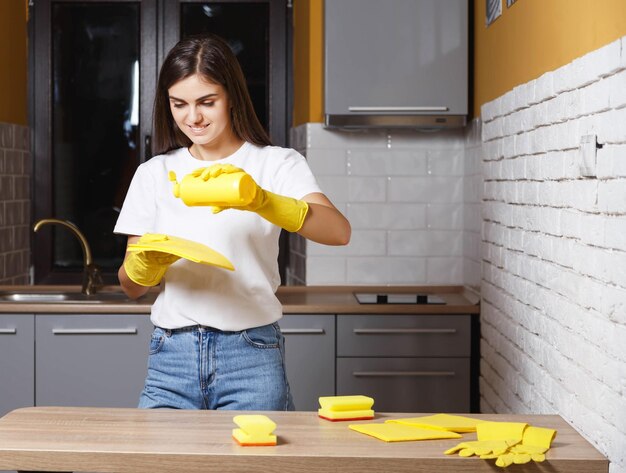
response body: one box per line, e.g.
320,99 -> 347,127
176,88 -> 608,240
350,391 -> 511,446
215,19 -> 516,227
354,293 -> 446,305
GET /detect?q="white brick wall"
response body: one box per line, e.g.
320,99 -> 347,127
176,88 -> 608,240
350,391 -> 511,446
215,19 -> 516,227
288,124 -> 469,286
480,36 -> 626,473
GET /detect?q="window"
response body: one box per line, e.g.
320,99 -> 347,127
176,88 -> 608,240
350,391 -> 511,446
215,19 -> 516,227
30,0 -> 290,284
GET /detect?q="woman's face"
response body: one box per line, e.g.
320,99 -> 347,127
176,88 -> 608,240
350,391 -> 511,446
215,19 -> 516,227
168,74 -> 233,148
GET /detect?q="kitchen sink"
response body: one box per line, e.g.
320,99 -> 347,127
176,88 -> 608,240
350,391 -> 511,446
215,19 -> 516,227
0,290 -> 135,304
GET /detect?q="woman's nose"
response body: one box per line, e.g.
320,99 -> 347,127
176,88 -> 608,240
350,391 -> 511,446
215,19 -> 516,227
188,106 -> 203,123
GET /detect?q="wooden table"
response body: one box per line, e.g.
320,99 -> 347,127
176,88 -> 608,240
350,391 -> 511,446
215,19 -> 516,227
0,406 -> 608,473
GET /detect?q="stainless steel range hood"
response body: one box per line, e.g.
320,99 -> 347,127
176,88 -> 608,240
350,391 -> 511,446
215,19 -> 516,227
325,110 -> 467,130
324,0 -> 468,130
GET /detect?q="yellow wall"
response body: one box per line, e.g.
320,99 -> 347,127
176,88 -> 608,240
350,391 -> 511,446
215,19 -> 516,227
293,0 -> 626,124
293,0 -> 324,126
0,0 -> 28,125
474,0 -> 626,117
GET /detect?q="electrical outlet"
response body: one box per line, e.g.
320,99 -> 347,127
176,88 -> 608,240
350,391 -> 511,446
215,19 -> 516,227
578,134 -> 598,178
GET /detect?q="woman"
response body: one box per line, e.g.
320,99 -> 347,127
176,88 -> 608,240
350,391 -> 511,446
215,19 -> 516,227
115,33 -> 350,411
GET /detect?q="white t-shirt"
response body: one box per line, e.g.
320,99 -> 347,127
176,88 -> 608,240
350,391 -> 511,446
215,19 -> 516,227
114,142 -> 322,331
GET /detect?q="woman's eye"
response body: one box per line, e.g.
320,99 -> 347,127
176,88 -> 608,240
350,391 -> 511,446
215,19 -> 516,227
202,102 -> 215,107
172,103 -> 185,109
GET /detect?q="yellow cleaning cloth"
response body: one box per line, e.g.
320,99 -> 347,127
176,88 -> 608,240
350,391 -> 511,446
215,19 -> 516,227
127,234 -> 234,271
318,395 -> 375,421
232,415 -> 277,446
349,423 -> 462,442
387,413 -> 486,433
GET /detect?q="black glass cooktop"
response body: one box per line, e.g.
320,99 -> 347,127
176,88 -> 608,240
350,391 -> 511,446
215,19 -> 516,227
354,293 -> 446,305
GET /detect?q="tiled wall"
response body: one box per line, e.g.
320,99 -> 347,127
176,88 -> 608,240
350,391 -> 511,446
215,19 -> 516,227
0,122 -> 31,284
463,118 -> 482,293
288,123 -> 469,286
480,36 -> 626,473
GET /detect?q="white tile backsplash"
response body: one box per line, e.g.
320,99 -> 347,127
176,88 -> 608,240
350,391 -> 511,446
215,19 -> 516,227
346,256 -> 427,285
315,176 -> 350,203
388,176 -> 464,203
307,230 -> 386,256
306,256 -> 347,285
347,149 -> 428,176
305,148 -> 348,176
388,230 -> 463,256
290,122 -> 475,286
427,149 -> 465,176
348,177 -> 387,202
347,203 -> 427,230
426,203 -> 464,230
427,257 -> 464,283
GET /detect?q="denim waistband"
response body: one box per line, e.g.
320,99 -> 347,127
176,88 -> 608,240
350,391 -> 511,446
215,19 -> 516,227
159,325 -> 221,336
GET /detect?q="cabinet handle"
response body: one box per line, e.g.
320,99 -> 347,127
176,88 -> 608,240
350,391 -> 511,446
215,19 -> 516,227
281,328 -> 325,335
0,328 -> 17,334
353,371 -> 456,378
348,106 -> 449,112
353,328 -> 456,335
52,328 -> 138,335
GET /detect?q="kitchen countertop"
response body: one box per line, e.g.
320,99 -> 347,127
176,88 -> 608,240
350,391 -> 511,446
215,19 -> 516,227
0,406 -> 608,473
0,285 -> 479,315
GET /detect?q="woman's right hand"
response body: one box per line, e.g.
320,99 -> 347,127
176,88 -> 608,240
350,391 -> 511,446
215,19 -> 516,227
118,235 -> 180,299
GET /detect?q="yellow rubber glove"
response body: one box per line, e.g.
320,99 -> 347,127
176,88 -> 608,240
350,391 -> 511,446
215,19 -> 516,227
444,439 -> 515,457
193,164 -> 309,232
444,422 -> 527,458
481,425 -> 557,467
123,235 -> 181,287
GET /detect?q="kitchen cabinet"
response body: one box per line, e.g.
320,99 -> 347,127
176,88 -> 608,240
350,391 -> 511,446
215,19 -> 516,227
0,285 -> 479,415
324,0 -> 468,129
0,315 -> 34,418
35,314 -> 153,408
336,315 -> 471,412
279,315 -> 335,411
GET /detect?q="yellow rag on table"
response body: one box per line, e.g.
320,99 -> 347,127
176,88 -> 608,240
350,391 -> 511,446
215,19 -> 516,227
349,423 -> 462,442
387,413 -> 486,433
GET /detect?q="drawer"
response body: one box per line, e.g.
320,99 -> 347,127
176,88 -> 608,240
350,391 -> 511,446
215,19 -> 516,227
336,357 -> 470,413
279,315 -> 336,411
337,315 -> 470,357
35,315 -> 153,408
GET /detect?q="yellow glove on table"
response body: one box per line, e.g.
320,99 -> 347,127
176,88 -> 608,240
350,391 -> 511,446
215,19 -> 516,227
444,421 -> 527,458
481,425 -> 557,467
179,164 -> 310,233
123,235 -> 181,287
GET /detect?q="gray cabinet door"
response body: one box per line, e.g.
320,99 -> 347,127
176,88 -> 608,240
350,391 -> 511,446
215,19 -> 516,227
325,0 -> 468,116
337,357 -> 470,413
35,314 -> 153,408
279,315 -> 335,411
337,315 -> 471,357
0,315 -> 34,417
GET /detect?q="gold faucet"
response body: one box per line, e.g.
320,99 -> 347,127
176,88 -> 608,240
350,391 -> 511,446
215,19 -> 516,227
33,218 -> 104,295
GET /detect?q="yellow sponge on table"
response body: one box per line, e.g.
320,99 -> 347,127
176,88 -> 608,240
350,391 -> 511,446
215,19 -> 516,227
232,415 -> 277,446
387,413 -> 486,433
318,395 -> 375,421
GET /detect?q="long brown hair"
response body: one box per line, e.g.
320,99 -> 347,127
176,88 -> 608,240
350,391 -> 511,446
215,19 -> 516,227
152,33 -> 272,156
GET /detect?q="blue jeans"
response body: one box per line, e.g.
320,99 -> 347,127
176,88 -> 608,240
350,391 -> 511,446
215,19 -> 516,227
138,322 -> 295,410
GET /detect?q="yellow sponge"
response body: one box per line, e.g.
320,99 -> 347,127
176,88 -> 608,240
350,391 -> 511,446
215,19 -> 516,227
232,415 -> 277,446
318,395 -> 375,421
